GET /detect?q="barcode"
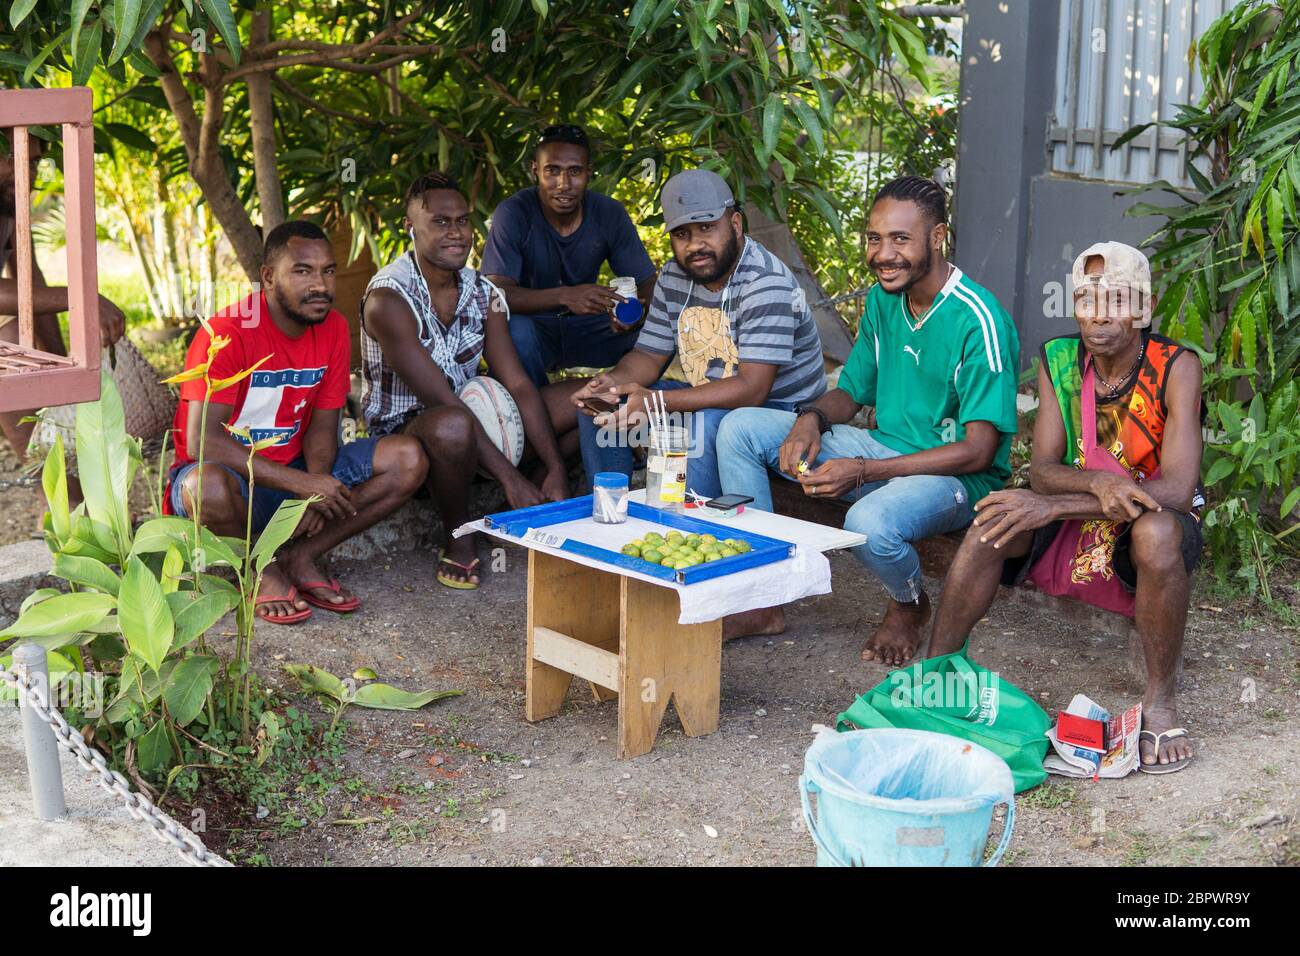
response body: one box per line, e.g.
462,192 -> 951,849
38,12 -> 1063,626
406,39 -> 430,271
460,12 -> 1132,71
522,528 -> 566,549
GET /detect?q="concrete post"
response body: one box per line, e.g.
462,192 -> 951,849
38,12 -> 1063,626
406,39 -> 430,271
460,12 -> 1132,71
14,641 -> 67,820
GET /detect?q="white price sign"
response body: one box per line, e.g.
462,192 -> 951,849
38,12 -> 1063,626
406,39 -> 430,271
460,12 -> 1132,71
522,528 -> 567,549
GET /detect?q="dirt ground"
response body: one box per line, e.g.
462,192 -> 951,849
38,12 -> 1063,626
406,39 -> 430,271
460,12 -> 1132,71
171,538 -> 1300,868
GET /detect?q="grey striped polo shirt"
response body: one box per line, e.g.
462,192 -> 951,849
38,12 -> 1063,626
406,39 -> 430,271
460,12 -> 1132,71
634,236 -> 826,406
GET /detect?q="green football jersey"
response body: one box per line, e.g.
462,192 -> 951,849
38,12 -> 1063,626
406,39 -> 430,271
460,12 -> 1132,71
836,266 -> 1021,503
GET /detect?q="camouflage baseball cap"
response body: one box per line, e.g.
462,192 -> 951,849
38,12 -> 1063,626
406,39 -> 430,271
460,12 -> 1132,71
1072,241 -> 1153,327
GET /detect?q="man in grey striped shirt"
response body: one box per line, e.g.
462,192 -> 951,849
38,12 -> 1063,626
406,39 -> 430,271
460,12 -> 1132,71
572,169 -> 826,498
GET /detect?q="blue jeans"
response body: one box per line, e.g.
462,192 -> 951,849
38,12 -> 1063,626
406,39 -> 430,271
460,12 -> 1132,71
508,312 -> 641,388
578,380 -> 796,500
167,437 -> 379,534
715,408 -> 975,602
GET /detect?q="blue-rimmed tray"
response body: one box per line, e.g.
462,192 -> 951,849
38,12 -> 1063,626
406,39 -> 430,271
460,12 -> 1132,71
482,496 -> 795,585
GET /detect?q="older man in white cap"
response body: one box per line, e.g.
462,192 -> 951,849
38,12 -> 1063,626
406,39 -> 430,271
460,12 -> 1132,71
926,241 -> 1205,775
570,168 -> 825,500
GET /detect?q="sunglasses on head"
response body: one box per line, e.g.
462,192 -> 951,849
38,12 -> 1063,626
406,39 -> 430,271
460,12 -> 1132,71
537,124 -> 586,144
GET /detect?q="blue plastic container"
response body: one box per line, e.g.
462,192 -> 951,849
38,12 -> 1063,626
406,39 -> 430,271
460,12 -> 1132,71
799,728 -> 1015,867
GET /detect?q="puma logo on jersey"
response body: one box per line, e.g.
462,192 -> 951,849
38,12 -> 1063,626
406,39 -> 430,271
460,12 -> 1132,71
903,345 -> 922,365
292,399 -> 308,414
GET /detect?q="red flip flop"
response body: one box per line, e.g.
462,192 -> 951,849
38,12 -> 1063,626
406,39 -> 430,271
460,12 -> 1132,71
255,585 -> 313,625
296,577 -> 361,613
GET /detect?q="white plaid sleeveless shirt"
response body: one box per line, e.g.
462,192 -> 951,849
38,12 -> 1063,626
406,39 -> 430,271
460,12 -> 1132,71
359,252 -> 505,435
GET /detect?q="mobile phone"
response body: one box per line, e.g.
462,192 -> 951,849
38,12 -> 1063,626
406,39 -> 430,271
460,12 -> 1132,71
584,396 -> 619,415
704,494 -> 755,510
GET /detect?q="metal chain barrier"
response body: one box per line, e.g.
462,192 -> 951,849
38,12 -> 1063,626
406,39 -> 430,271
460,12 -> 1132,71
0,659 -> 232,867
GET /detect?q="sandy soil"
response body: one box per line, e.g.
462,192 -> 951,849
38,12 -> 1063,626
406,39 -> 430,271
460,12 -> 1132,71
178,542 -> 1298,868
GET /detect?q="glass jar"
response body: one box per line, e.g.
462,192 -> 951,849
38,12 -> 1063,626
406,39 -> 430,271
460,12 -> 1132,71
592,471 -> 630,524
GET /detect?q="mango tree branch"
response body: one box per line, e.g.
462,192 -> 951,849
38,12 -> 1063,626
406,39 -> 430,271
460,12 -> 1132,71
247,9 -> 286,231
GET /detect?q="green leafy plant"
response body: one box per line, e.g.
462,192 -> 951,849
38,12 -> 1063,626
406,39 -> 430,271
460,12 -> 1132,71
0,360 -> 304,785
283,663 -> 463,731
1200,373 -> 1300,597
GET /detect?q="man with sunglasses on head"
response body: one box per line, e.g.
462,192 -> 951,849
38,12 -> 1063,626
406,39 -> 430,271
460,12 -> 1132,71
482,124 -> 658,391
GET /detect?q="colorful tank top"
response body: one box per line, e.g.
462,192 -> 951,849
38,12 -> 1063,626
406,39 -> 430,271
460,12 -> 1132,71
1040,331 -> 1195,484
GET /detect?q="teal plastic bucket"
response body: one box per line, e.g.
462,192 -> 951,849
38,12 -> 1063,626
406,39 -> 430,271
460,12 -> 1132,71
799,728 -> 1015,867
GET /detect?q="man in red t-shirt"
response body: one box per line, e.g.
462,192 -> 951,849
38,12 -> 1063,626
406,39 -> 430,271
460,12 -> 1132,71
167,221 -> 426,623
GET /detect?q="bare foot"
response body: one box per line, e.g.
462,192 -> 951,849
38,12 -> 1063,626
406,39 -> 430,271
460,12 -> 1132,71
860,592 -> 931,667
278,546 -> 356,608
1139,703 -> 1193,769
256,562 -> 311,621
438,533 -> 482,588
723,605 -> 787,642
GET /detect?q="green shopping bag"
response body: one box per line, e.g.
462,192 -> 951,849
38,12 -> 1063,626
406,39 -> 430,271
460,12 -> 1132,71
835,646 -> 1050,792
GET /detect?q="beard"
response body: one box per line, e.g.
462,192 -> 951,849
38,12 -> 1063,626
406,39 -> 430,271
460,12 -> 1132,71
872,243 -> 932,295
678,228 -> 741,285
274,287 -> 332,326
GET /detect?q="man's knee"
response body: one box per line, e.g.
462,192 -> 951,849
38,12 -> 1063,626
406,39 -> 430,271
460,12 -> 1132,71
844,501 -> 907,559
376,435 -> 428,491
410,405 -> 475,456
1129,510 -> 1185,576
715,407 -> 768,457
181,465 -> 241,518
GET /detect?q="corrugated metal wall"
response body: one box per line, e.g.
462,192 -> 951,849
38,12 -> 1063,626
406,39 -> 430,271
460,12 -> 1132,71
1049,0 -> 1241,186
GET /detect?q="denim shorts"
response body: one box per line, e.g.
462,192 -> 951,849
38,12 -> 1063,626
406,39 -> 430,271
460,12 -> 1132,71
168,437 -> 379,534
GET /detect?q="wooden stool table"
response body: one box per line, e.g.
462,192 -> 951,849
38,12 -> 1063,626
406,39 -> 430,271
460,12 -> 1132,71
463,496 -> 864,759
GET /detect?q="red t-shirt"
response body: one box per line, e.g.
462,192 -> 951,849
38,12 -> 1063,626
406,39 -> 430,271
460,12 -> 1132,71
171,292 -> 351,467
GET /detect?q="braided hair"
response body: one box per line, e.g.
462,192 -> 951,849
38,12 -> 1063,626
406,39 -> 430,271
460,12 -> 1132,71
872,175 -> 948,228
405,170 -> 463,210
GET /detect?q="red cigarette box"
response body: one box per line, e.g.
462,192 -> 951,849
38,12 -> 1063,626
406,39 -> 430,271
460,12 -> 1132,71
1056,711 -> 1107,753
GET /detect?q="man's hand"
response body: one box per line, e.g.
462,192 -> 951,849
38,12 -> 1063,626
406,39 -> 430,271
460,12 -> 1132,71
97,295 -> 126,345
540,467 -> 569,503
502,473 -> 545,510
972,488 -> 1059,549
797,458 -> 862,499
608,294 -> 644,335
295,472 -> 356,520
1088,472 -> 1161,522
778,413 -> 823,476
559,284 -> 621,316
572,372 -> 620,417
295,508 -> 326,539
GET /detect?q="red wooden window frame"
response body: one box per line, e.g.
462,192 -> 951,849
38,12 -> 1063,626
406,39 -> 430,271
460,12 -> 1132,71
0,87 -> 101,413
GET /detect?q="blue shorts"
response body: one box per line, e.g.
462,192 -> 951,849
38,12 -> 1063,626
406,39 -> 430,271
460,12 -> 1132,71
168,437 -> 380,534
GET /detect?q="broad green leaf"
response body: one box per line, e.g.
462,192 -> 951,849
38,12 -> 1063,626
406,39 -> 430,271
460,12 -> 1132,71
0,592 -> 115,641
166,589 -> 237,650
352,683 -> 465,712
789,96 -> 824,154
530,0 -> 548,19
1267,187 -> 1286,262
250,498 -> 310,576
72,16 -> 102,87
108,0 -> 144,64
42,432 -> 70,544
1281,485 -> 1300,519
52,554 -> 122,597
20,588 -> 61,616
198,0 -> 242,60
135,719 -> 175,774
283,663 -> 348,703
160,545 -> 184,594
105,655 -> 163,722
103,122 -> 154,150
130,516 -> 195,556
9,0 -> 39,30
118,556 -> 174,675
761,93 -> 784,157
162,655 -> 218,726
736,0 -> 750,35
23,28 -> 69,84
353,667 -> 378,680
74,376 -> 131,560
1204,456 -> 1236,486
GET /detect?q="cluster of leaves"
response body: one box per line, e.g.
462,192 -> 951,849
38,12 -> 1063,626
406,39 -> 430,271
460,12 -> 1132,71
1119,0 -> 1300,594
5,1 -> 940,285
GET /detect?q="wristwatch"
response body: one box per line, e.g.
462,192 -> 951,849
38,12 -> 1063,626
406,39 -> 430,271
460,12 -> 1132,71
794,404 -> 832,434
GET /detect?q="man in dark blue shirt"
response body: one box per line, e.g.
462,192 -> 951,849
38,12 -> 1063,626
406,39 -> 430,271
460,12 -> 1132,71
482,124 -> 658,388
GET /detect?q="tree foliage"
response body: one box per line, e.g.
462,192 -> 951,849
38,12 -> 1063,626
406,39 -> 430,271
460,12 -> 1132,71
4,1 -> 941,287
